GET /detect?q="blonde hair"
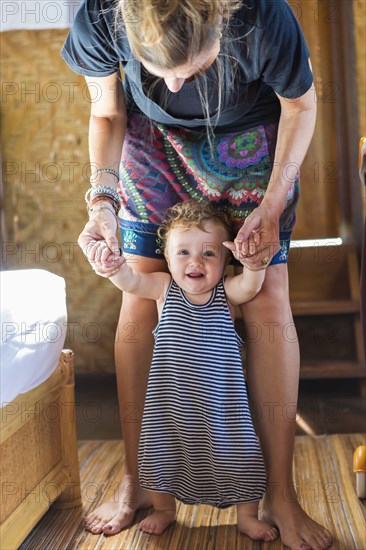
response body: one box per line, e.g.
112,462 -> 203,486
116,0 -> 242,148
118,0 -> 239,67
157,200 -> 233,253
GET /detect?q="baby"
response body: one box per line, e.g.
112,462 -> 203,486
92,200 -> 277,543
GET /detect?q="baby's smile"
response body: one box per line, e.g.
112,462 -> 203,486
187,272 -> 204,278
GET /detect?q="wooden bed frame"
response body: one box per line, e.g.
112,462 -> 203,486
0,349 -> 81,549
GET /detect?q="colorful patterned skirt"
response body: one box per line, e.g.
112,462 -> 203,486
118,113 -> 299,264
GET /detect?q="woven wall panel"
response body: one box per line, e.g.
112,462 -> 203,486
1,30 -> 121,373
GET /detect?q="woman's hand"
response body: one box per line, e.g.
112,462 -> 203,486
78,209 -> 121,278
224,203 -> 281,268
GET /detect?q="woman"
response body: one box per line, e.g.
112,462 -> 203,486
61,1 -> 332,549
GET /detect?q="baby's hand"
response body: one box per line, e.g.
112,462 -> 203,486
89,240 -> 125,277
224,230 -> 269,270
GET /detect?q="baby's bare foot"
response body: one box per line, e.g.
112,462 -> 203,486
237,503 -> 278,542
84,475 -> 152,535
140,509 -> 176,535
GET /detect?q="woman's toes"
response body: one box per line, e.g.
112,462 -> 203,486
102,510 -> 135,534
91,527 -> 103,534
85,519 -> 97,532
102,520 -> 123,535
89,520 -> 104,534
84,515 -> 96,528
102,524 -> 117,534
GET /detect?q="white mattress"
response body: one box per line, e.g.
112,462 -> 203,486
1,269 -> 67,405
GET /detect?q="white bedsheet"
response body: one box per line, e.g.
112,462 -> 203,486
0,269 -> 67,405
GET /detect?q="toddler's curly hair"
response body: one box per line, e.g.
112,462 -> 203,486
157,200 -> 234,253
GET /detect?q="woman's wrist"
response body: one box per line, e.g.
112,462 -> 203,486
90,173 -> 119,189
88,201 -> 116,216
88,203 -> 119,232
263,157 -> 298,217
260,190 -> 286,218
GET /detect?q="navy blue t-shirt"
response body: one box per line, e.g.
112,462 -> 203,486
61,0 -> 313,131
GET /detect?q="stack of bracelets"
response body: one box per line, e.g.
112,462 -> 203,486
85,169 -> 121,219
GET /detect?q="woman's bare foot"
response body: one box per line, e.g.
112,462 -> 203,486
261,490 -> 333,550
140,509 -> 176,535
237,502 -> 278,542
84,475 -> 152,535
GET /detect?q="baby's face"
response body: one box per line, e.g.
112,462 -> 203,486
165,221 -> 229,300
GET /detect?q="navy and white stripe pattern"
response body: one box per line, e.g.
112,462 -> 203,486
138,277 -> 266,508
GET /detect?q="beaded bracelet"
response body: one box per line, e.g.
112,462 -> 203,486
88,194 -> 113,205
85,185 -> 120,203
90,168 -> 119,183
88,195 -> 121,215
85,185 -> 121,214
88,198 -> 120,216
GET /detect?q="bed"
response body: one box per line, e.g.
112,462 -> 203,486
0,269 -> 81,549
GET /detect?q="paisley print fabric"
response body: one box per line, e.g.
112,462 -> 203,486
119,114 -> 299,264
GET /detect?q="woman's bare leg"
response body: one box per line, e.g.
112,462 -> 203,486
85,256 -> 168,535
240,264 -> 333,550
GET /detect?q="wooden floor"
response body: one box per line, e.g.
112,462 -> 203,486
20,434 -> 365,550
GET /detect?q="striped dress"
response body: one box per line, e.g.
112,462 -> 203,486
138,277 -> 266,508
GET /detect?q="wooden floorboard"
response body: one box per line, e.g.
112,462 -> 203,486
20,435 -> 366,550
